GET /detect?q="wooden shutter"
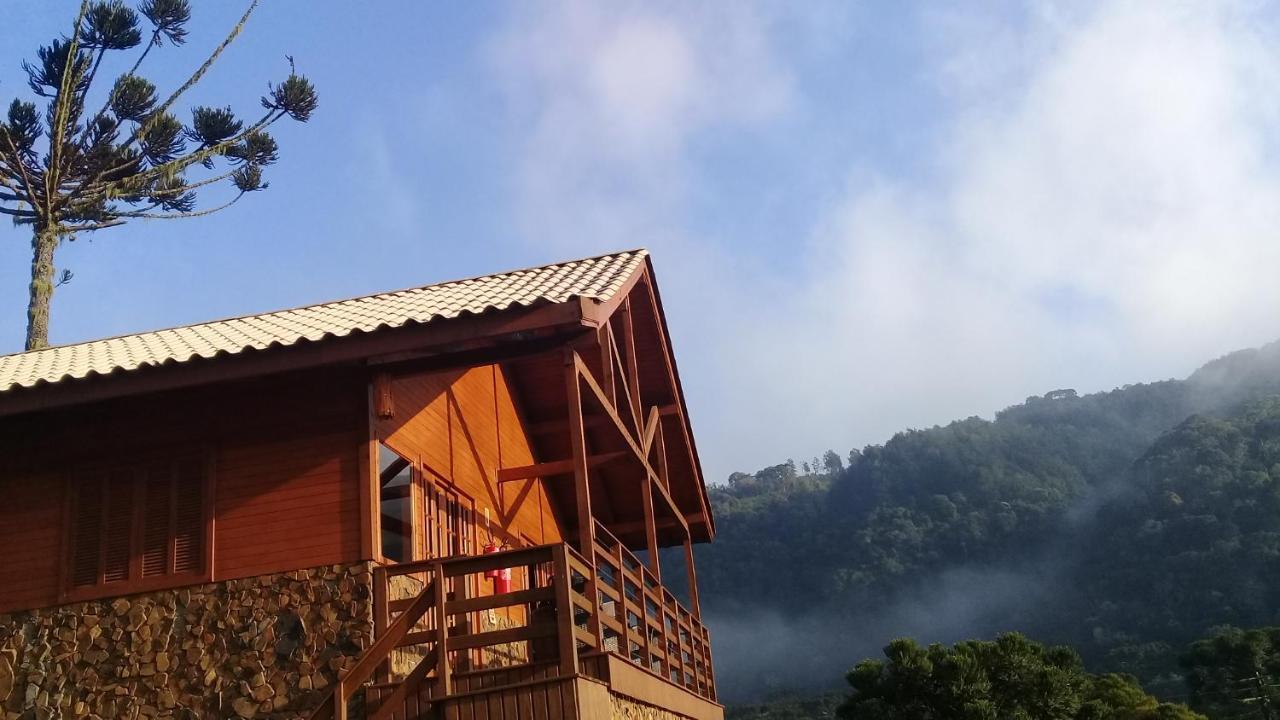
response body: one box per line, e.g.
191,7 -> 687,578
172,460 -> 204,574
70,476 -> 104,588
141,462 -> 172,578
102,469 -> 136,584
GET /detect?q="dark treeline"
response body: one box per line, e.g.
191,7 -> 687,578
700,341 -> 1280,710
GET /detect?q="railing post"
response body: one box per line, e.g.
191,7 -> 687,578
553,545 -> 580,677
454,569 -> 472,672
334,679 -> 348,720
615,542 -> 629,664
433,564 -> 451,697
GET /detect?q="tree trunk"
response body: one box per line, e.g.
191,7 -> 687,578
25,225 -> 58,351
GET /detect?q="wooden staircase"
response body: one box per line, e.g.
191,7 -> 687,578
306,538 -> 717,720
306,545 -> 588,720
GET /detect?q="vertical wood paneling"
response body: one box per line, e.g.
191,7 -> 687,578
0,473 -> 63,612
375,364 -> 566,556
0,367 -> 366,613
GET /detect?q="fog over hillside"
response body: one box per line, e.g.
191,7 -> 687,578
699,340 -> 1280,703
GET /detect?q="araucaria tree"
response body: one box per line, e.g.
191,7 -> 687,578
0,0 -> 317,350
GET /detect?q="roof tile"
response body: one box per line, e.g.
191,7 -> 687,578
0,249 -> 646,392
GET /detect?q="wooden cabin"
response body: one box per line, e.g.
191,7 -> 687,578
0,250 -> 719,720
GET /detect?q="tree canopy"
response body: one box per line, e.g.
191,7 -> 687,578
839,634 -> 1202,720
698,341 -> 1280,705
0,0 -> 317,349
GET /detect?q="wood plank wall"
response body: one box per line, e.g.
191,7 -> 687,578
0,367 -> 366,614
375,364 -> 564,552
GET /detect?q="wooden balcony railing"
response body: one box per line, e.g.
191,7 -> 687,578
591,521 -> 716,701
308,538 -> 714,720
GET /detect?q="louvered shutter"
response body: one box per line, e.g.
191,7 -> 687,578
102,469 -> 136,584
172,460 -> 204,574
141,462 -> 172,578
70,476 -> 104,588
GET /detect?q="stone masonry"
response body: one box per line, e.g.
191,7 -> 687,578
610,694 -> 693,720
0,563 -> 375,720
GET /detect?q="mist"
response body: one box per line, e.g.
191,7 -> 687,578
706,559 -> 1069,703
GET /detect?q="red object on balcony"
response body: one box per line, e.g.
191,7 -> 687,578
483,542 -> 511,594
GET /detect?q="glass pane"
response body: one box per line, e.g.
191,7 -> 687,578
379,444 -> 413,562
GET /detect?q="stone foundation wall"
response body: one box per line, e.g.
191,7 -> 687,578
610,694 -> 693,720
0,563 -> 375,720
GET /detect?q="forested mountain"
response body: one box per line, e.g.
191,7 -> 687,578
703,341 -> 1280,706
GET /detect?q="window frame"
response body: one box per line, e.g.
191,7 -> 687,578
377,443 -> 418,565
59,450 -> 215,603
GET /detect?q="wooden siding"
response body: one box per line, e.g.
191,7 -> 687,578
0,469 -> 63,613
0,368 -> 365,613
375,364 -> 564,552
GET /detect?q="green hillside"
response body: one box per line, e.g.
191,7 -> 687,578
704,342 -> 1280,706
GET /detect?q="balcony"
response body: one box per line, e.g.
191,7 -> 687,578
309,531 -> 718,720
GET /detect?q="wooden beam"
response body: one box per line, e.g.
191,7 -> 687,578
684,537 -> 701,619
528,414 -> 610,435
606,513 -> 707,537
565,355 -> 595,556
599,323 -> 617,409
637,271 -> 714,537
642,406 -> 660,456
655,414 -> 670,490
359,384 -> 379,560
571,352 -> 688,536
643,474 -> 661,581
496,451 -> 627,483
619,298 -> 644,432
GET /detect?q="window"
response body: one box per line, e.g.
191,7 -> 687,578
65,456 -> 210,598
423,479 -> 475,559
379,444 -> 414,563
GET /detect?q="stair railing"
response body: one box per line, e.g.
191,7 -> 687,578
308,568 -> 441,720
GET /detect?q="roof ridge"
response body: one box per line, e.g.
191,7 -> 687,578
1,248 -> 647,362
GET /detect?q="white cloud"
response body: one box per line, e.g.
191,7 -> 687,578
491,0 -> 1280,481
727,1 -> 1280,471
488,0 -> 793,252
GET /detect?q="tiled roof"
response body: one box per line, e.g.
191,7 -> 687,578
0,249 -> 647,392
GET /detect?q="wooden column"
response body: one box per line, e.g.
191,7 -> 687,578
619,298 -> 643,432
359,384 -> 380,560
553,546 -> 580,676
564,354 -> 594,556
683,536 -> 701,619
433,566 -> 451,697
642,475 -> 661,581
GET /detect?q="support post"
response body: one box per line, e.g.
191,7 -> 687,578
360,384 -> 380,560
565,352 -> 603,650
553,546 -> 581,676
643,475 -> 661,581
433,567 -> 451,697
683,536 -> 701,619
619,298 -> 644,432
372,567 -> 390,684
565,354 -> 594,557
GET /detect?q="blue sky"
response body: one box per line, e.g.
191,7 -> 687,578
5,1 -> 1280,482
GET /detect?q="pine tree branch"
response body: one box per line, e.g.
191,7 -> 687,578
70,1 -> 264,202
62,218 -> 126,231
153,168 -> 238,195
3,132 -> 44,220
78,26 -> 163,146
0,159 -> 22,191
0,206 -> 37,218
119,0 -> 259,160
70,108 -> 283,203
109,190 -> 244,220
47,0 -> 93,211
152,0 -> 259,120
